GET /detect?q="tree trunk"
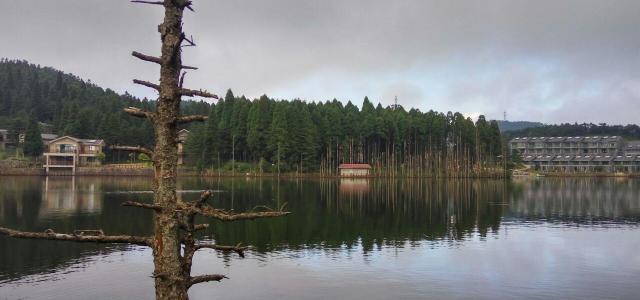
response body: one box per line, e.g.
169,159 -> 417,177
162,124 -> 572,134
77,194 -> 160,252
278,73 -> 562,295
152,2 -> 188,299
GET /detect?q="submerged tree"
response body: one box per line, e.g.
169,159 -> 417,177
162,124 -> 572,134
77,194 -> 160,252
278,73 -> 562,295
0,1 -> 289,299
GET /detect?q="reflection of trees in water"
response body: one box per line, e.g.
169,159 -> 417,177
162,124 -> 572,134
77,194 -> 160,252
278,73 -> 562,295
507,178 -> 640,223
0,177 -> 154,282
205,178 -> 507,253
3,177 -> 639,281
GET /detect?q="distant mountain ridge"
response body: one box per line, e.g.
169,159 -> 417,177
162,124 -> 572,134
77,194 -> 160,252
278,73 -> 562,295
494,120 -> 544,132
504,123 -> 640,139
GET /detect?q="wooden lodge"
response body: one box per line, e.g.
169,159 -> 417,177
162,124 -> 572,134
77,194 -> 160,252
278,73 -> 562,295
43,136 -> 104,174
338,163 -> 372,177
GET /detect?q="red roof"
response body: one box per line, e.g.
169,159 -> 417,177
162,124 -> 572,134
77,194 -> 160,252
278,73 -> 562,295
338,163 -> 372,169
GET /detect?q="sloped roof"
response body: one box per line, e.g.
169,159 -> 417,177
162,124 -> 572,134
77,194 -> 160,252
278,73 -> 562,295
338,164 -> 372,169
510,136 -> 622,143
46,135 -> 103,146
80,139 -> 104,146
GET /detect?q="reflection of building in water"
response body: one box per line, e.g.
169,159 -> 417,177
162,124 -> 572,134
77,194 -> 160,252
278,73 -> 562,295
507,178 -> 640,221
339,178 -> 369,195
39,177 -> 103,218
338,164 -> 372,176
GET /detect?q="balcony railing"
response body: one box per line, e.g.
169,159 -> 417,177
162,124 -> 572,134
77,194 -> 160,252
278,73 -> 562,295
46,160 -> 74,166
49,148 -> 77,154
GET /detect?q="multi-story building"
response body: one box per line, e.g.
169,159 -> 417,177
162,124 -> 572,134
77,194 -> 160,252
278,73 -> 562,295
509,136 -> 622,156
511,136 -> 640,173
43,136 -> 104,174
623,140 -> 640,156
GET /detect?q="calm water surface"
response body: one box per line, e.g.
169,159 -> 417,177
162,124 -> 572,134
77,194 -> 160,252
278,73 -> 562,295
0,176 -> 639,299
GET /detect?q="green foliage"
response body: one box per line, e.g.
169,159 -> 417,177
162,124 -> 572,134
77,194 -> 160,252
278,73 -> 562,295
1,59 -> 504,171
137,153 -> 150,162
23,114 -> 43,157
222,160 -> 254,172
0,59 -> 209,162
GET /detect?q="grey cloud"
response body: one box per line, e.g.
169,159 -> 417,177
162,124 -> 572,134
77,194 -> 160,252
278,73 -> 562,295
0,0 -> 638,124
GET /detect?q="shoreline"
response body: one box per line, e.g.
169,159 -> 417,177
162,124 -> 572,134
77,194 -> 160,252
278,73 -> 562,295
1,167 -> 638,178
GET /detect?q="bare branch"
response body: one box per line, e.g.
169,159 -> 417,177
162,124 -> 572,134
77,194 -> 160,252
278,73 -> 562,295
110,145 -> 154,157
132,51 -> 198,70
0,227 -> 152,246
182,1 -> 195,12
133,79 -> 217,99
193,224 -> 209,231
124,107 -> 154,119
183,204 -> 290,222
180,88 -> 218,98
177,115 -> 208,124
122,201 -> 162,211
180,33 -> 196,47
133,79 -> 160,91
74,229 -> 104,236
195,243 -> 247,258
131,0 -> 164,5
194,190 -> 212,208
132,51 -> 161,64
179,71 -> 187,88
151,272 -> 169,279
189,274 -> 227,287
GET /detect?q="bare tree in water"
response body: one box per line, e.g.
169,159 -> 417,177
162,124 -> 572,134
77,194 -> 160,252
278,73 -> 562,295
0,1 -> 289,299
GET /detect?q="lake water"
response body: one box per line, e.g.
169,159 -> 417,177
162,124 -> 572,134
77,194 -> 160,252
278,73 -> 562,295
1,176 -> 639,299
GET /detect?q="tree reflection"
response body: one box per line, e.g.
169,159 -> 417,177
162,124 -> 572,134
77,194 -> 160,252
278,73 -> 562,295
1,176 -> 639,282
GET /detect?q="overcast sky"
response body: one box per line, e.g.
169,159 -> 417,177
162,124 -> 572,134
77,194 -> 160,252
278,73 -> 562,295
1,0 -> 639,124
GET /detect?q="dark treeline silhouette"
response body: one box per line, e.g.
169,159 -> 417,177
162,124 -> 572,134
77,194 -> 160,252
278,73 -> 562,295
505,122 -> 640,139
495,120 -> 543,132
185,90 -> 503,176
0,59 -> 503,174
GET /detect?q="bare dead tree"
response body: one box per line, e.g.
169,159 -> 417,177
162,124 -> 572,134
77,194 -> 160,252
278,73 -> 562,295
0,1 -> 289,299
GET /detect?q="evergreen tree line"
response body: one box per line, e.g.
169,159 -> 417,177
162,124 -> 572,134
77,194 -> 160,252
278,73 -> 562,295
0,59 -> 503,175
185,90 -> 503,176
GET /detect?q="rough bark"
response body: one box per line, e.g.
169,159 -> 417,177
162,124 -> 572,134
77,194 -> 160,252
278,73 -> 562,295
150,1 -> 187,298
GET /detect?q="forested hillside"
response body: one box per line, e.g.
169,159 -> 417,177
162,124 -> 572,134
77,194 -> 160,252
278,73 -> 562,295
0,59 -> 209,151
495,120 -> 543,132
1,59 -> 503,174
